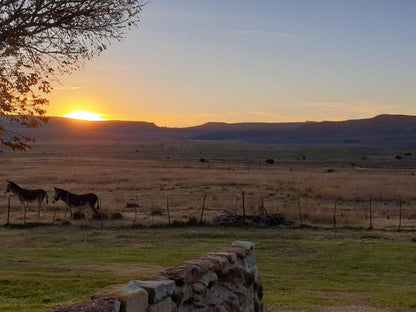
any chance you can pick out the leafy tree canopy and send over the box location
[0,0,144,151]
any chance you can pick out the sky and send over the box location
[48,0,416,127]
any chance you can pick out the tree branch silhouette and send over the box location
[0,0,145,151]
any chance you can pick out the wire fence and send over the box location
[1,192,415,230]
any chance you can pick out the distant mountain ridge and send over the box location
[1,114,416,148]
[183,114,416,147]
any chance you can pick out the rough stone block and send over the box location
[171,285,193,306]
[232,241,254,251]
[52,298,120,312]
[219,265,253,286]
[207,251,237,264]
[192,282,207,294]
[161,264,204,286]
[244,253,257,268]
[147,297,176,312]
[198,271,218,288]
[220,246,247,258]
[207,305,228,312]
[197,255,229,271]
[183,259,216,273]
[131,280,176,304]
[92,282,148,312]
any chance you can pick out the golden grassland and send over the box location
[0,143,415,229]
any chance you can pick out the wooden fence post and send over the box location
[200,193,207,224]
[133,205,138,226]
[261,195,268,215]
[100,197,103,228]
[242,191,246,225]
[297,197,302,226]
[7,197,10,225]
[166,195,171,225]
[369,197,373,230]
[399,197,402,230]
[65,192,69,220]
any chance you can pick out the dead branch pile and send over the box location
[213,210,293,227]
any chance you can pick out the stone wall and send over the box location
[51,241,263,312]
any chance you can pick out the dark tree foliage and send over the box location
[0,0,145,151]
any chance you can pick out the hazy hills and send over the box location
[2,114,416,148]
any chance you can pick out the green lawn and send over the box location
[0,225,415,311]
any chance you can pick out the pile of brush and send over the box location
[213,210,293,227]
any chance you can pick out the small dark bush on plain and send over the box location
[265,158,275,164]
[93,212,109,220]
[73,211,85,220]
[111,212,123,220]
[150,209,163,216]
[188,216,199,225]
[126,203,139,208]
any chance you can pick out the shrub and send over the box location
[111,212,123,220]
[150,209,163,216]
[73,211,85,220]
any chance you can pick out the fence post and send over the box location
[399,197,402,230]
[133,196,138,226]
[200,193,207,224]
[65,192,69,220]
[166,195,171,225]
[100,198,103,228]
[369,197,373,230]
[133,205,138,226]
[7,197,10,225]
[333,201,337,229]
[242,191,246,225]
[23,205,27,225]
[297,197,302,226]
[261,195,268,215]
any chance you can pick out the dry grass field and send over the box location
[0,143,415,229]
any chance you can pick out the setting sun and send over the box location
[63,110,107,121]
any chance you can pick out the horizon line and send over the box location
[43,113,414,128]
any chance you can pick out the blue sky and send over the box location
[50,0,416,126]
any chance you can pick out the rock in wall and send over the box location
[50,241,263,312]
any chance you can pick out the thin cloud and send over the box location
[54,86,83,91]
[248,111,281,118]
[306,101,397,120]
[234,30,294,38]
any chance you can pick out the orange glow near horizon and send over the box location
[63,110,107,121]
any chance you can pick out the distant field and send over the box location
[0,143,415,229]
